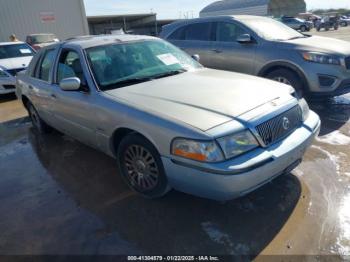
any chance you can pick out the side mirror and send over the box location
[59,77,81,91]
[191,54,200,62]
[237,34,252,44]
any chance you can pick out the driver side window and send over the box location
[216,22,246,42]
[57,50,86,87]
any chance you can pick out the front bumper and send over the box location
[302,61,350,97]
[0,76,16,95]
[162,111,321,201]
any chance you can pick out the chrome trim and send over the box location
[252,105,303,147]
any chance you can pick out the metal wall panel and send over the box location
[0,0,89,42]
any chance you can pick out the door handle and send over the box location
[211,49,223,53]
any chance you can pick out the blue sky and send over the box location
[84,0,350,19]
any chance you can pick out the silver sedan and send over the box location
[16,35,321,201]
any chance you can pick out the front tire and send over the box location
[266,68,305,98]
[300,25,307,32]
[117,133,170,199]
[27,102,52,134]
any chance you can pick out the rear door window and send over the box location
[185,22,213,41]
[37,49,55,82]
[168,26,186,40]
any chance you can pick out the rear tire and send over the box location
[117,133,170,199]
[27,102,52,134]
[266,68,305,98]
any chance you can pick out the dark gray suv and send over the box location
[161,15,350,98]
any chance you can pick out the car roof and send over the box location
[161,15,271,36]
[62,34,158,49]
[0,41,26,46]
[163,15,270,29]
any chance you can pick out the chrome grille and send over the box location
[256,106,302,146]
[345,57,350,70]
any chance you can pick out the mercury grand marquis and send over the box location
[16,35,321,201]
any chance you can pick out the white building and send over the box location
[0,0,89,42]
[200,0,306,18]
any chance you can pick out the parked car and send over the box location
[0,41,35,95]
[26,33,59,50]
[16,35,320,201]
[161,15,350,98]
[315,16,339,31]
[280,16,312,32]
[340,16,350,27]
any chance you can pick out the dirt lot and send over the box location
[311,25,350,42]
[0,28,350,259]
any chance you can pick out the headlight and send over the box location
[302,52,341,66]
[0,69,9,78]
[217,130,259,159]
[299,98,310,121]
[172,138,224,162]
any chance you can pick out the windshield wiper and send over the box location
[101,69,187,90]
[151,69,187,79]
[286,36,307,40]
[102,77,153,90]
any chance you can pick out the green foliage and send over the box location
[310,8,350,16]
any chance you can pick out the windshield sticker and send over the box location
[19,49,32,54]
[157,53,180,66]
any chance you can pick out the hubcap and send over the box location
[124,145,159,191]
[273,76,292,86]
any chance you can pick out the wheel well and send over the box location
[260,64,309,91]
[111,128,153,157]
[21,95,30,110]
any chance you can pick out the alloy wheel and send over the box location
[273,76,292,86]
[124,144,159,191]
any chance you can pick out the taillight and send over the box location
[32,45,41,51]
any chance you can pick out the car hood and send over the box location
[0,56,32,70]
[282,35,350,55]
[104,69,294,131]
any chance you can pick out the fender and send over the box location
[257,61,309,91]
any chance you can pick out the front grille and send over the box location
[3,85,15,89]
[345,57,350,70]
[6,68,25,76]
[256,106,303,146]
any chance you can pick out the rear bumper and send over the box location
[162,111,321,201]
[0,77,16,95]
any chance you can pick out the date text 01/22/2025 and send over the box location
[127,256,220,261]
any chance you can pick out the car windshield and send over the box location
[0,44,34,59]
[240,17,306,41]
[86,40,202,90]
[30,34,56,44]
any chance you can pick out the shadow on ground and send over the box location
[309,96,350,135]
[0,93,17,103]
[24,128,302,256]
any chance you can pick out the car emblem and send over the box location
[282,117,290,130]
